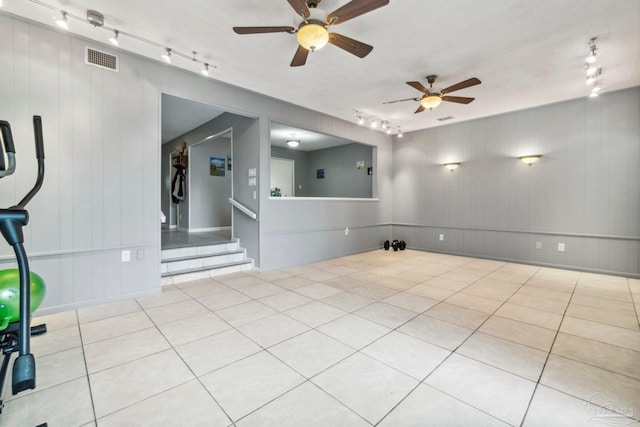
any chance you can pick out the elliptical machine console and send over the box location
[0,116,47,415]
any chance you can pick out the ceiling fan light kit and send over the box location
[421,95,442,110]
[296,23,329,51]
[233,0,389,67]
[384,74,481,114]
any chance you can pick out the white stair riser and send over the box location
[164,253,244,273]
[161,241,238,260]
[161,262,253,286]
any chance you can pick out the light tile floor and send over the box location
[3,250,640,426]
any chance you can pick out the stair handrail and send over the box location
[228,198,257,221]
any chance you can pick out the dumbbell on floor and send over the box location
[383,240,406,251]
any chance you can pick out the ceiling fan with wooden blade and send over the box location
[233,0,389,67]
[384,75,481,113]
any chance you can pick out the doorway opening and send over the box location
[270,157,295,197]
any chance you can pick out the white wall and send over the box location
[189,136,231,230]
[392,87,640,277]
[0,14,394,313]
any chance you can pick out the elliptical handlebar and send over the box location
[0,121,16,179]
[17,116,45,208]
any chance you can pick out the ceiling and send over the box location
[161,94,226,143]
[3,1,639,138]
[271,122,359,152]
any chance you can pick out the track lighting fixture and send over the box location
[162,48,172,63]
[108,30,119,47]
[585,72,599,85]
[352,111,402,136]
[585,64,598,76]
[584,37,604,98]
[55,11,68,30]
[585,38,598,64]
[28,4,218,78]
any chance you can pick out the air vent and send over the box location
[437,116,454,122]
[85,47,119,72]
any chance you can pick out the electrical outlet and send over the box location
[558,243,565,252]
[121,250,130,262]
[345,227,349,236]
[439,234,444,241]
[536,241,542,249]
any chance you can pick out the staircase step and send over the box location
[161,240,238,261]
[161,259,254,286]
[160,237,253,286]
[161,250,246,274]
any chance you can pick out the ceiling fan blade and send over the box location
[406,81,429,94]
[287,0,310,17]
[442,96,475,104]
[328,0,389,25]
[383,97,419,104]
[414,105,426,114]
[441,77,481,94]
[233,26,295,34]
[290,45,309,67]
[328,33,373,58]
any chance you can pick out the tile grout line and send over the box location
[372,262,541,426]
[517,272,581,427]
[75,308,99,426]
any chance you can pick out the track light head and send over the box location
[162,48,172,63]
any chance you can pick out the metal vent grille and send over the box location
[85,47,119,71]
[437,116,454,122]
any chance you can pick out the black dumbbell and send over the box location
[383,240,406,251]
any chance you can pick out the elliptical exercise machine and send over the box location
[0,116,47,421]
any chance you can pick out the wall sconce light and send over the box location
[444,162,460,171]
[519,155,541,166]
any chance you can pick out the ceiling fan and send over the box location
[233,0,389,67]
[384,75,482,113]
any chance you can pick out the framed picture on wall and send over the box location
[317,168,325,179]
[210,157,226,177]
